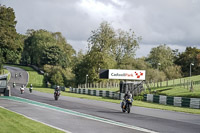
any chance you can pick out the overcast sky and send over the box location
[1,0,200,57]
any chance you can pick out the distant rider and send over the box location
[13,82,16,88]
[20,85,25,93]
[29,84,33,93]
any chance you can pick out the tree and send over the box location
[146,44,174,70]
[146,68,166,82]
[0,49,4,73]
[146,44,182,80]
[73,21,141,84]
[175,47,200,76]
[41,45,67,67]
[22,30,75,67]
[22,29,56,66]
[163,65,182,79]
[115,29,141,65]
[52,32,75,67]
[88,21,116,55]
[50,71,64,86]
[0,5,24,63]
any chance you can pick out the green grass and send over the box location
[157,85,200,98]
[147,75,200,87]
[0,107,64,133]
[2,69,11,81]
[146,75,200,98]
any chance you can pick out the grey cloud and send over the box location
[124,0,200,46]
[1,0,200,57]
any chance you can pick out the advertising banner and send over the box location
[108,69,146,80]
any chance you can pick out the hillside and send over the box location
[146,75,200,98]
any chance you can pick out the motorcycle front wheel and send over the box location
[54,95,58,100]
[127,105,131,113]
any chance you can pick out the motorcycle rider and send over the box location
[13,82,16,88]
[29,84,33,93]
[54,86,60,95]
[20,85,25,94]
[124,91,132,100]
[121,90,133,109]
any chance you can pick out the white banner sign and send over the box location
[108,69,146,80]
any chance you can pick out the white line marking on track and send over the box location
[1,96,159,133]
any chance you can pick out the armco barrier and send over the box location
[144,94,200,109]
[70,88,124,100]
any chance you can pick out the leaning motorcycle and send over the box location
[121,98,132,113]
[54,91,60,100]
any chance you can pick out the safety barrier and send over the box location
[70,88,125,100]
[143,94,200,109]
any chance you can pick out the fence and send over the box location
[144,79,200,89]
[69,88,124,100]
[78,82,120,89]
[144,94,200,109]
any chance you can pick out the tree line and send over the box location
[0,5,200,87]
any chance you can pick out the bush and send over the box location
[50,71,64,86]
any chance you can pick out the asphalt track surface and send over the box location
[1,66,200,133]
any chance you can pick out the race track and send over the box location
[1,66,200,133]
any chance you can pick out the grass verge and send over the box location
[145,75,200,98]
[0,107,64,133]
[2,69,11,81]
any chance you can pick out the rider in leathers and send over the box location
[122,91,133,108]
[54,86,60,96]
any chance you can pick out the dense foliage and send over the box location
[175,47,200,76]
[0,5,24,64]
[73,22,141,84]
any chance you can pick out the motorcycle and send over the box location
[121,98,133,113]
[13,83,16,88]
[54,91,60,100]
[20,87,25,94]
[29,87,33,93]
